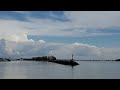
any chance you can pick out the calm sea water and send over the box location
[0,61,120,79]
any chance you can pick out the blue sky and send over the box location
[0,11,120,47]
[27,35,120,48]
[0,11,66,21]
[0,11,120,59]
[0,11,119,48]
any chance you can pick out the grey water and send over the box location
[0,61,120,79]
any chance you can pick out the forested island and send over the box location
[0,56,79,66]
[23,56,79,66]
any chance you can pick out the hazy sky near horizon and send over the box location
[0,11,120,59]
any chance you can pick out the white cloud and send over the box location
[12,11,31,14]
[38,40,46,43]
[0,39,7,57]
[0,39,119,60]
[0,19,35,42]
[23,11,120,37]
[0,11,120,42]
[0,11,120,59]
[99,48,120,60]
[51,42,101,59]
[64,11,120,28]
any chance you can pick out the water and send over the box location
[0,61,120,79]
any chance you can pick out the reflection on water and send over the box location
[0,61,120,79]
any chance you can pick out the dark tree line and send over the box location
[32,56,56,61]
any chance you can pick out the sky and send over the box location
[0,11,120,60]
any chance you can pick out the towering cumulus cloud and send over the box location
[0,38,120,60]
[0,38,101,59]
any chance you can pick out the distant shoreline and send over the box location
[75,60,120,61]
[0,56,120,62]
[0,60,120,62]
[22,59,119,61]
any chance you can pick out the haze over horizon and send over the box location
[0,11,120,60]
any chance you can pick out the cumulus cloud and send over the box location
[0,19,35,42]
[0,39,119,60]
[0,11,120,59]
[50,42,101,59]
